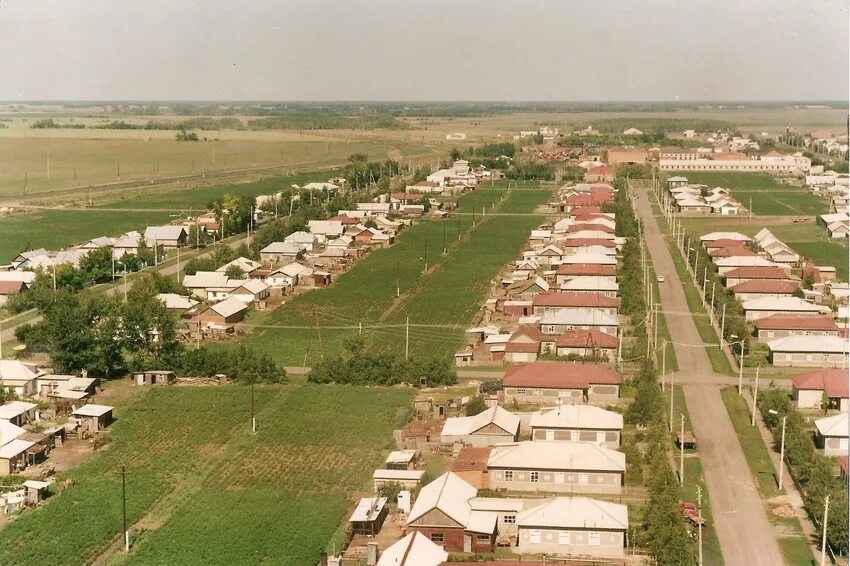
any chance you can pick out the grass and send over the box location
[733,190,828,216]
[787,241,849,281]
[241,187,551,364]
[681,458,724,566]
[0,384,412,566]
[681,172,783,190]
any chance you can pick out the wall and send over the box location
[489,468,622,494]
[517,526,625,558]
[531,427,620,449]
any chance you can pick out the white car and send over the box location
[657,275,665,283]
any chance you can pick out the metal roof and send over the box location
[488,441,625,472]
[530,405,623,431]
[516,496,628,530]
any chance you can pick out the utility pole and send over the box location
[662,339,667,387]
[315,315,324,360]
[405,317,410,360]
[698,485,704,566]
[122,465,129,552]
[669,372,675,432]
[779,414,787,491]
[702,268,708,306]
[709,282,716,319]
[423,234,428,272]
[251,381,256,434]
[751,365,760,426]
[719,304,726,350]
[821,495,829,566]
[680,413,685,485]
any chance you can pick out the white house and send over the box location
[815,413,848,456]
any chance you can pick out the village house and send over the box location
[487,441,625,494]
[585,166,614,183]
[516,497,628,558]
[216,257,262,277]
[111,231,143,258]
[502,361,622,405]
[538,309,619,337]
[307,220,345,239]
[532,292,618,316]
[722,266,797,288]
[504,326,549,363]
[530,404,623,448]
[742,296,830,321]
[451,447,493,489]
[266,262,313,288]
[558,276,619,297]
[715,256,786,275]
[373,469,425,491]
[753,315,840,341]
[815,413,848,456]
[440,405,520,447]
[554,330,618,361]
[260,241,306,265]
[196,297,248,325]
[405,472,497,554]
[36,374,96,401]
[157,293,198,315]
[608,148,647,163]
[182,271,243,301]
[0,280,28,306]
[376,531,448,566]
[0,360,43,397]
[556,264,617,286]
[730,280,801,302]
[71,404,114,435]
[144,226,188,249]
[227,279,270,303]
[767,335,848,368]
[791,369,849,411]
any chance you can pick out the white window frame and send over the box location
[578,473,589,485]
[530,471,540,483]
[588,531,601,546]
[504,470,513,482]
[558,531,571,545]
[529,529,541,544]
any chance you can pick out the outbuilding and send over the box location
[133,370,176,386]
[197,297,248,325]
[348,496,388,536]
[72,404,114,435]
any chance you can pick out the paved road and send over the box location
[633,188,784,566]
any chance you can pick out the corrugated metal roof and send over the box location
[488,441,625,472]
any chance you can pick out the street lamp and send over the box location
[730,334,746,395]
[768,409,787,491]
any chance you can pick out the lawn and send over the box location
[733,190,828,216]
[241,187,550,364]
[0,208,175,263]
[0,384,412,566]
[681,172,782,190]
[788,241,849,281]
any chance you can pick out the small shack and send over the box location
[196,297,247,325]
[384,449,419,470]
[348,496,388,536]
[372,469,424,491]
[0,439,35,475]
[0,401,38,427]
[72,404,114,435]
[22,480,51,505]
[133,370,177,386]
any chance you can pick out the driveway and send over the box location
[633,188,784,566]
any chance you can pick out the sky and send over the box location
[0,0,847,101]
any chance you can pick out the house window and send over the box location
[430,533,444,543]
[505,470,513,481]
[531,471,540,482]
[588,532,601,545]
[504,514,516,524]
[558,531,571,545]
[529,529,541,544]
[477,534,491,541]
[516,389,526,396]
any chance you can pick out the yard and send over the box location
[0,383,412,566]
[241,186,551,364]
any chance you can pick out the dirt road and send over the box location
[633,188,784,566]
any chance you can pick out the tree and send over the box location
[224,265,246,279]
[465,396,487,416]
[78,247,115,283]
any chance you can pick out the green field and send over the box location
[242,187,551,364]
[787,241,849,281]
[0,209,175,263]
[0,384,412,566]
[681,172,782,190]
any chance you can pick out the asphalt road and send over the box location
[633,188,784,566]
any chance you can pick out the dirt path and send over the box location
[633,187,785,566]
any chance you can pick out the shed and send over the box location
[197,297,247,325]
[348,496,388,536]
[22,479,52,505]
[373,469,424,491]
[72,404,114,435]
[0,439,35,474]
[0,401,38,427]
[385,449,419,470]
[133,370,176,386]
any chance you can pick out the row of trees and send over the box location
[307,337,457,387]
[758,388,848,555]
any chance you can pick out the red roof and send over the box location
[709,247,757,258]
[0,281,26,295]
[588,165,614,175]
[792,369,849,398]
[561,238,616,248]
[505,341,541,354]
[838,456,849,477]
[722,266,792,280]
[555,330,618,349]
[452,447,492,472]
[556,264,617,277]
[566,223,615,234]
[731,280,800,294]
[328,214,358,225]
[705,239,752,250]
[503,361,622,388]
[509,325,546,343]
[753,314,839,331]
[532,292,618,309]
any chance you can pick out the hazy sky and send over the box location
[1,0,847,101]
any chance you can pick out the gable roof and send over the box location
[488,441,625,472]
[157,293,199,310]
[723,266,795,280]
[0,361,42,382]
[556,264,617,277]
[441,406,521,438]
[144,226,187,244]
[503,361,621,389]
[792,369,849,398]
[533,292,618,309]
[538,309,619,327]
[754,314,839,331]
[216,257,262,274]
[406,472,477,527]
[207,297,247,318]
[530,405,623,431]
[554,329,618,349]
[815,413,848,438]
[0,420,26,446]
[767,335,848,354]
[731,280,800,294]
[742,296,825,313]
[377,532,448,566]
[516,497,628,531]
